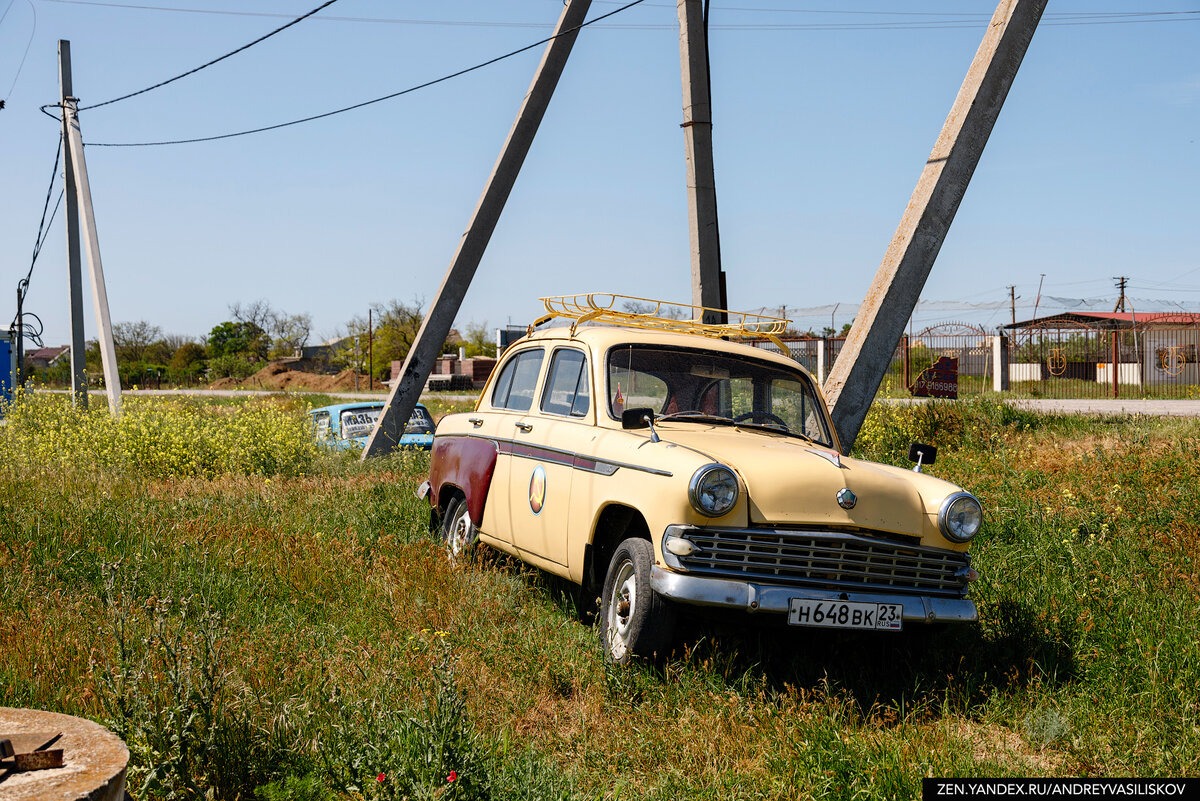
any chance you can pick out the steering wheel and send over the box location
[734,411,789,429]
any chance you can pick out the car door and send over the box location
[480,346,546,545]
[508,346,592,568]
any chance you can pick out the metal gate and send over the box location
[1007,320,1200,399]
[901,323,991,397]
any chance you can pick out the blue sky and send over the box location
[2,0,1197,348]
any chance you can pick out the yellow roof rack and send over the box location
[533,293,792,353]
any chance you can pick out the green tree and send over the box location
[339,298,425,381]
[112,320,164,363]
[208,321,268,361]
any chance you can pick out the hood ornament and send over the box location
[836,488,857,509]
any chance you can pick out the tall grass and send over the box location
[1,394,1197,799]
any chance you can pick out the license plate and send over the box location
[788,598,903,631]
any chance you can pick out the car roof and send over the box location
[512,325,810,375]
[310,401,426,415]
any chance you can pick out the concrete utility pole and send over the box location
[363,0,592,458]
[822,0,1046,453]
[59,40,88,408]
[62,66,123,416]
[677,0,725,323]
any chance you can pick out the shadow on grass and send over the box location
[669,597,1078,718]
[478,543,1079,722]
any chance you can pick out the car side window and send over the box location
[540,349,589,417]
[491,348,545,411]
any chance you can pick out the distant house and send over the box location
[28,346,70,369]
[300,336,356,365]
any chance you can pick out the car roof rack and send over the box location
[532,293,791,352]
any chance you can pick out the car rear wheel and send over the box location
[442,496,478,560]
[599,538,675,664]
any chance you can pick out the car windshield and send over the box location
[607,345,833,446]
[340,406,382,440]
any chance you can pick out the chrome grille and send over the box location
[677,528,969,597]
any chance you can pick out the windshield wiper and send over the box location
[731,420,814,443]
[653,411,735,426]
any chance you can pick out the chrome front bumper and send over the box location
[650,565,977,624]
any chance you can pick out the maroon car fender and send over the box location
[430,435,498,525]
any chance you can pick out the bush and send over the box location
[208,353,263,380]
[0,391,319,478]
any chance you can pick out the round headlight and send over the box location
[939,492,983,543]
[689,464,739,517]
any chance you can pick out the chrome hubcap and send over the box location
[447,507,470,557]
[606,559,636,660]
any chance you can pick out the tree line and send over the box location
[23,299,496,388]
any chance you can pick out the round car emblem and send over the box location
[529,465,547,515]
[836,488,857,509]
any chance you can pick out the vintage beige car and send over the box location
[421,295,982,663]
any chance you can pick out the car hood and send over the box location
[655,424,950,538]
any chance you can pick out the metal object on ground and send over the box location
[0,709,128,799]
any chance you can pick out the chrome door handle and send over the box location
[515,422,533,432]
[468,417,484,427]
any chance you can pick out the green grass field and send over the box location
[1,393,1197,799]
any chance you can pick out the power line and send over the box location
[2,0,36,102]
[78,0,342,111]
[40,0,1200,31]
[13,134,65,333]
[84,0,650,148]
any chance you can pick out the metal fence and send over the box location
[748,321,1200,400]
[1007,321,1200,399]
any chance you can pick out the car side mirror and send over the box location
[622,408,653,430]
[908,442,937,473]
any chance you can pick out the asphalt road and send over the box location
[27,390,1200,417]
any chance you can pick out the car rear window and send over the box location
[340,407,382,440]
[491,348,545,412]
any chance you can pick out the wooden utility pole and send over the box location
[59,40,88,407]
[363,0,592,458]
[61,57,123,415]
[368,307,373,391]
[1008,285,1018,326]
[1112,276,1128,313]
[677,0,725,323]
[823,0,1046,453]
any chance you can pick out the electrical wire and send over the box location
[21,133,65,291]
[11,136,65,334]
[84,0,650,148]
[39,0,1200,31]
[3,0,36,102]
[79,0,342,111]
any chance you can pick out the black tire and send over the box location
[598,538,676,664]
[441,496,479,560]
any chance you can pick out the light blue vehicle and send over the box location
[309,402,435,451]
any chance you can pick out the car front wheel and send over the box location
[442,496,479,560]
[599,538,675,664]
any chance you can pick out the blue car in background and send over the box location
[310,402,435,451]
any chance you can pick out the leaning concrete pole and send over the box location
[63,92,123,415]
[823,0,1045,454]
[363,0,592,458]
[677,0,724,323]
[59,41,88,408]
